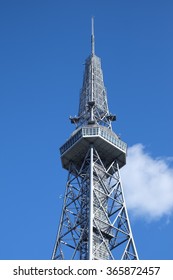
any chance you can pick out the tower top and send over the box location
[91,17,95,55]
[70,18,116,129]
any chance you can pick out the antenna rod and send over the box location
[91,17,95,55]
[90,17,95,122]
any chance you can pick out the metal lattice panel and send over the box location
[79,55,109,117]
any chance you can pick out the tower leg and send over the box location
[89,144,94,259]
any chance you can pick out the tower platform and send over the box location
[60,125,127,172]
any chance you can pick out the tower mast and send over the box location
[52,19,138,260]
[91,17,95,55]
[90,17,94,124]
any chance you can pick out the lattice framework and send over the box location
[52,146,138,260]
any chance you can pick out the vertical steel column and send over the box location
[89,144,94,259]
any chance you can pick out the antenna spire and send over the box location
[91,17,95,55]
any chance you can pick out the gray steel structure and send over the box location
[52,19,138,260]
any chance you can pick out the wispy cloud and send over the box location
[121,144,173,220]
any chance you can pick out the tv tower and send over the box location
[52,18,138,260]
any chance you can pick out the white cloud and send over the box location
[121,144,173,220]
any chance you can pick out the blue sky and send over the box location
[0,0,173,259]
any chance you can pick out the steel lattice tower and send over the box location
[52,19,138,260]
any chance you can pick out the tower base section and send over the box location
[52,146,138,260]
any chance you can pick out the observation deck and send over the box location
[60,125,127,172]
